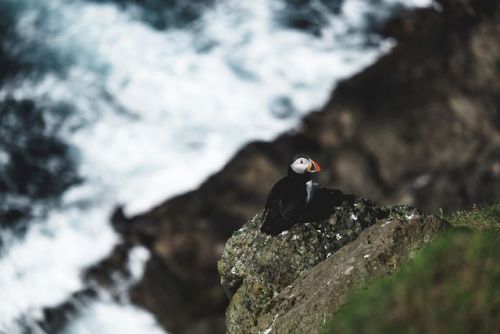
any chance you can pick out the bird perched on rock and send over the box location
[260,154,355,236]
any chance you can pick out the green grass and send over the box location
[322,202,500,334]
[447,202,500,230]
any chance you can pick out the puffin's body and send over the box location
[260,154,354,236]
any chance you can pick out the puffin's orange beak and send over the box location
[307,159,321,173]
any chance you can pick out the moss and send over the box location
[322,230,500,334]
[447,202,500,230]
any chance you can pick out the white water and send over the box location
[0,0,432,332]
[63,246,162,334]
[64,302,167,334]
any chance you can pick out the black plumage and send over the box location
[260,168,310,236]
[260,154,354,236]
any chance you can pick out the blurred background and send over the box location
[0,0,498,333]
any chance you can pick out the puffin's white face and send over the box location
[290,157,310,174]
[290,156,322,174]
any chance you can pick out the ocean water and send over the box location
[0,0,432,333]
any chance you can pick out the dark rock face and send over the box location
[313,0,500,214]
[218,201,447,333]
[101,0,500,332]
[36,288,97,334]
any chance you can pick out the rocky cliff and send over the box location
[218,200,448,333]
[89,0,500,332]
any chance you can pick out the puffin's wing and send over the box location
[261,185,305,236]
[306,186,356,221]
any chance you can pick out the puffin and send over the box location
[260,154,355,236]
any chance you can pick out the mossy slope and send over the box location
[323,203,500,334]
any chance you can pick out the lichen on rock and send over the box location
[217,198,430,333]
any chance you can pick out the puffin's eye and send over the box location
[300,159,304,164]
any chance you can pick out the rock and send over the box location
[218,200,446,333]
[312,0,500,213]
[219,199,381,298]
[84,243,131,290]
[130,252,228,334]
[33,288,97,334]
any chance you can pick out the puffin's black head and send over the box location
[287,154,321,176]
